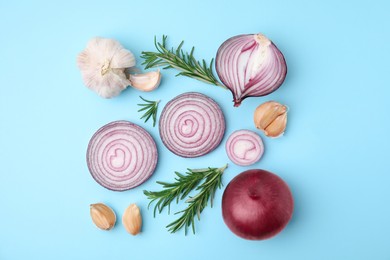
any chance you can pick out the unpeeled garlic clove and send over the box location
[90,203,116,230]
[254,101,288,138]
[129,70,161,92]
[122,204,142,235]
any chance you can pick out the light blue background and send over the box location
[1,1,389,259]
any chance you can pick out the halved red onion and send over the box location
[87,120,158,191]
[226,130,264,166]
[159,92,225,158]
[216,33,287,107]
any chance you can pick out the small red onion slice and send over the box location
[225,130,264,166]
[87,120,158,191]
[159,92,225,158]
[216,33,287,107]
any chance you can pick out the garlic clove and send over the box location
[254,101,288,138]
[90,203,116,230]
[122,204,142,235]
[263,112,287,137]
[129,70,161,92]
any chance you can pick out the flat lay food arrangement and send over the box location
[2,2,389,259]
[78,33,293,240]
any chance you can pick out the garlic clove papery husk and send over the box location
[129,70,161,92]
[90,203,116,230]
[122,204,142,235]
[77,37,136,98]
[215,33,287,107]
[254,101,288,138]
[264,112,287,137]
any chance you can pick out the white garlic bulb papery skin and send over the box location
[77,37,136,98]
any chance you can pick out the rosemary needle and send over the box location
[141,35,226,89]
[137,96,160,127]
[144,164,228,235]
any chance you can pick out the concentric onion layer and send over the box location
[87,121,158,191]
[159,92,225,158]
[216,33,287,106]
[226,130,264,166]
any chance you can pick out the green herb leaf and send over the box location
[137,96,160,127]
[143,164,228,234]
[141,35,226,89]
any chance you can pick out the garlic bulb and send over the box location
[77,37,136,98]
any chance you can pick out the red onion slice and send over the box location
[159,92,225,158]
[87,120,158,191]
[216,33,287,107]
[225,130,264,166]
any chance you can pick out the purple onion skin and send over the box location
[222,169,293,240]
[216,34,287,107]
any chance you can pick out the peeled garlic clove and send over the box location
[90,203,116,230]
[254,101,287,138]
[129,70,161,92]
[77,37,135,98]
[122,204,142,235]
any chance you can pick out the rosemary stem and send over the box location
[141,35,227,89]
[143,164,228,234]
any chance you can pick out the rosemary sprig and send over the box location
[143,169,206,217]
[141,35,226,89]
[137,96,160,127]
[143,164,228,235]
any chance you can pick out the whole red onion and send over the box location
[216,33,287,107]
[222,169,293,240]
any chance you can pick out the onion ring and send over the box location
[225,129,264,166]
[159,92,225,158]
[87,120,158,191]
